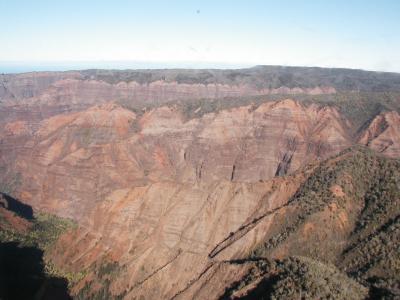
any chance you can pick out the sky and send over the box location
[1,0,400,72]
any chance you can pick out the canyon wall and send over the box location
[1,68,400,299]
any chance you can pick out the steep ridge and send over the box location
[1,66,400,130]
[0,99,354,220]
[3,66,400,105]
[0,68,337,125]
[0,193,73,300]
[358,111,400,157]
[46,169,309,299]
[0,68,400,299]
[167,148,400,300]
[34,147,399,299]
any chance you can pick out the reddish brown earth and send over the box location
[358,111,400,157]
[0,70,400,299]
[1,99,354,220]
[0,205,31,233]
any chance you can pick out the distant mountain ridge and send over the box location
[2,65,400,93]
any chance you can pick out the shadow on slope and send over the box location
[0,192,33,220]
[215,147,399,299]
[0,241,71,300]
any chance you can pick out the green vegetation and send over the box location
[75,261,126,300]
[302,91,400,132]
[30,212,77,249]
[252,146,400,259]
[0,211,76,250]
[0,207,75,299]
[0,168,21,195]
[221,257,368,300]
[82,67,400,135]
[75,279,124,300]
[80,127,92,146]
[45,260,87,286]
[0,207,78,283]
[81,66,400,92]
[268,257,367,300]
[117,91,400,137]
[98,261,119,278]
[233,146,400,299]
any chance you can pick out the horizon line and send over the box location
[0,61,399,75]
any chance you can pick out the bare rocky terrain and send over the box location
[0,66,399,299]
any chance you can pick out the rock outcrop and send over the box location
[1,99,354,220]
[358,111,400,157]
[1,68,400,299]
[47,148,400,299]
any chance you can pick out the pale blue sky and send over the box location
[1,0,400,72]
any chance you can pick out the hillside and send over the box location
[0,193,73,299]
[0,67,399,299]
[168,147,400,299]
[0,147,400,299]
[2,147,397,299]
[3,65,400,90]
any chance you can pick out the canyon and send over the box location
[0,66,399,299]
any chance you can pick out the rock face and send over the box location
[49,148,400,300]
[0,194,73,300]
[0,68,400,299]
[0,69,339,138]
[52,176,304,299]
[1,99,354,220]
[358,111,400,157]
[0,71,335,108]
